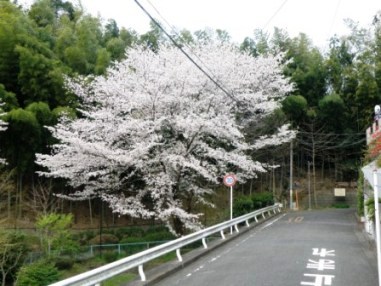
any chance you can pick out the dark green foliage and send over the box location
[365,197,381,221]
[89,234,119,245]
[281,95,308,124]
[54,257,73,270]
[357,171,364,217]
[15,260,59,286]
[332,202,350,208]
[2,108,41,172]
[0,231,28,286]
[0,84,19,111]
[114,226,145,240]
[233,192,274,216]
[144,231,175,242]
[233,197,253,217]
[251,192,274,209]
[119,226,175,243]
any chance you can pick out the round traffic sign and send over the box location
[223,174,237,187]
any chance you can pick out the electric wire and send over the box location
[144,0,227,96]
[262,0,289,30]
[327,0,341,39]
[134,0,240,103]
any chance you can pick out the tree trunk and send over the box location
[88,199,93,226]
[172,216,185,236]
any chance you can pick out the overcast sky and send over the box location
[22,0,381,48]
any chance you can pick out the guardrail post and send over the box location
[246,220,250,227]
[234,224,239,233]
[176,248,183,262]
[273,209,276,214]
[254,215,258,222]
[138,265,146,281]
[220,230,225,240]
[262,212,266,219]
[202,238,208,249]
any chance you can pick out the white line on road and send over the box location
[260,213,287,231]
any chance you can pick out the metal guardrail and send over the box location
[49,204,282,286]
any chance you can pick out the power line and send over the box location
[327,0,341,39]
[133,0,240,103]
[262,0,289,30]
[144,0,227,95]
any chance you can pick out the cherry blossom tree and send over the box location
[36,43,295,235]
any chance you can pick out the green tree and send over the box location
[15,260,59,286]
[1,109,41,218]
[281,95,308,125]
[36,213,78,256]
[318,93,346,132]
[0,84,18,111]
[284,33,327,107]
[0,231,28,286]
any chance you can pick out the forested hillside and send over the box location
[0,0,380,228]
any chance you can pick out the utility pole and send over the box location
[373,171,381,286]
[308,161,312,210]
[290,141,293,210]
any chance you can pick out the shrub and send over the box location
[102,251,119,263]
[233,197,253,216]
[0,231,28,286]
[120,236,144,244]
[89,233,119,245]
[114,227,145,240]
[15,260,59,286]
[365,197,381,221]
[54,257,74,270]
[252,192,274,209]
[357,171,364,217]
[144,231,175,242]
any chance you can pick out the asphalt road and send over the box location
[154,209,378,286]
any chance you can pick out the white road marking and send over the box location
[184,213,287,280]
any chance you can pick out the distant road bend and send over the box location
[148,209,377,286]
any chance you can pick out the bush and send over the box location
[332,202,350,209]
[120,236,145,244]
[15,260,59,286]
[102,251,119,263]
[54,257,74,270]
[357,171,364,216]
[0,231,29,285]
[144,231,175,242]
[145,225,167,234]
[114,227,145,240]
[89,233,119,245]
[252,192,274,209]
[233,197,253,216]
[73,230,96,245]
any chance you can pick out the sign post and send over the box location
[223,174,237,235]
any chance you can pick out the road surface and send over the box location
[155,209,378,286]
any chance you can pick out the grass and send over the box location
[332,202,350,208]
[103,273,137,286]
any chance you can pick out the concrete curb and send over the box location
[125,212,283,286]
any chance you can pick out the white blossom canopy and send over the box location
[36,43,295,234]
